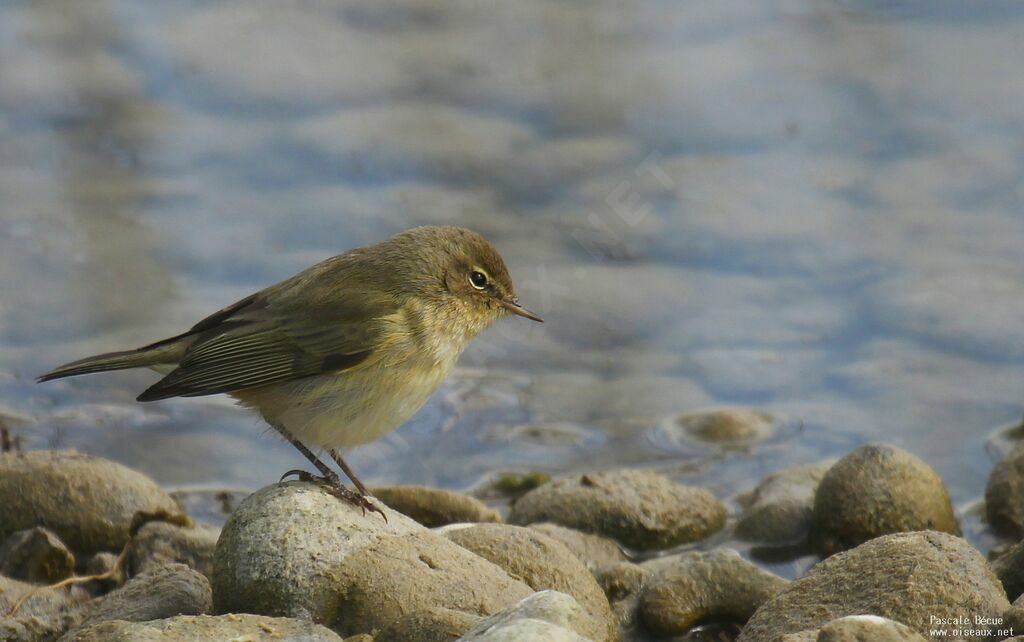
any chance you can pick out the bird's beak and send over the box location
[502,298,544,322]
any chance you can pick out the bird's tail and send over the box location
[37,344,179,383]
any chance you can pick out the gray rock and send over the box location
[0,526,75,583]
[0,574,84,642]
[736,462,833,545]
[127,520,220,580]
[812,445,959,554]
[528,524,625,573]
[69,563,212,634]
[444,523,615,641]
[638,549,788,636]
[370,484,501,527]
[456,591,596,642]
[987,443,1024,538]
[213,481,533,638]
[737,531,1010,642]
[779,615,928,641]
[509,469,726,550]
[61,614,344,641]
[991,540,1024,602]
[0,450,179,555]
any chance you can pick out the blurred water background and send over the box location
[2,0,1023,578]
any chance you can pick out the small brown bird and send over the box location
[39,226,542,516]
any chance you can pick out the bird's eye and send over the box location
[469,270,488,290]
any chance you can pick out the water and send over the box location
[2,0,1024,585]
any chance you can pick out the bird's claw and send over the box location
[280,469,387,522]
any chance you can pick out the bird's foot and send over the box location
[280,469,387,521]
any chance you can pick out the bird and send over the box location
[38,226,543,517]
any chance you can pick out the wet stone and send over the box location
[736,461,833,546]
[671,408,775,445]
[444,523,616,641]
[370,484,502,527]
[509,469,726,551]
[812,444,959,555]
[0,450,180,556]
[737,531,1009,642]
[213,481,533,638]
[986,442,1024,538]
[595,561,650,604]
[61,614,344,641]
[991,539,1024,602]
[0,526,75,584]
[638,549,788,637]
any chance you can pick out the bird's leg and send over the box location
[270,423,385,520]
[328,449,369,496]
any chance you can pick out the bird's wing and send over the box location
[137,272,399,401]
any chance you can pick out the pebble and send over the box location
[737,531,1009,641]
[811,445,959,554]
[638,549,788,636]
[0,450,179,555]
[735,461,833,545]
[126,520,220,580]
[455,591,597,642]
[444,523,615,641]
[0,526,75,583]
[370,484,502,527]
[509,469,726,550]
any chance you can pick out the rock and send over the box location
[638,549,787,636]
[509,469,726,550]
[779,615,928,641]
[0,575,83,642]
[812,445,959,554]
[987,443,1024,538]
[71,563,212,633]
[61,614,344,641]
[528,523,625,573]
[370,484,501,527]
[0,526,75,583]
[213,481,533,638]
[672,408,774,445]
[992,540,1024,602]
[595,562,649,604]
[737,531,1010,642]
[444,523,615,641]
[456,591,596,642]
[473,471,552,501]
[127,520,220,580]
[375,606,481,642]
[736,462,833,545]
[0,450,179,555]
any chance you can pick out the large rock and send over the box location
[736,462,833,545]
[509,469,726,550]
[0,526,76,583]
[444,523,616,641]
[455,591,597,642]
[812,445,959,554]
[986,442,1024,538]
[370,484,501,527]
[61,614,344,641]
[779,615,928,641]
[737,531,1010,642]
[638,549,788,636]
[0,450,179,555]
[213,481,533,638]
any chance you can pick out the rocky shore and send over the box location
[1,434,1023,641]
